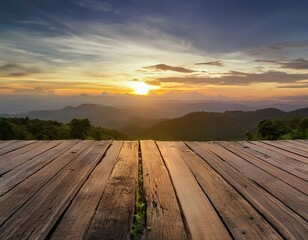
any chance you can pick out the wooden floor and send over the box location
[0,140,307,239]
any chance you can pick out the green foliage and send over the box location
[257,119,288,140]
[69,119,91,139]
[131,163,146,239]
[0,117,127,140]
[247,115,308,140]
[298,117,308,136]
[139,108,287,141]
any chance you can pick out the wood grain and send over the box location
[219,141,308,195]
[174,141,282,240]
[141,140,188,240]
[51,141,122,239]
[263,140,308,156]
[0,141,91,226]
[0,140,76,196]
[0,141,110,239]
[204,142,308,220]
[252,141,308,164]
[279,140,308,153]
[186,141,308,239]
[0,140,59,176]
[240,141,308,181]
[0,140,36,157]
[157,141,231,240]
[86,141,139,240]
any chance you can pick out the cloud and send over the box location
[75,0,116,13]
[274,95,308,101]
[266,42,308,50]
[280,59,308,70]
[156,71,308,86]
[194,61,223,66]
[255,58,308,70]
[13,87,55,95]
[277,83,308,89]
[142,64,195,73]
[254,59,278,63]
[248,41,308,56]
[0,63,42,77]
[145,80,161,86]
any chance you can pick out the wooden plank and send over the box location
[240,141,308,181]
[174,142,282,239]
[0,140,77,196]
[140,140,188,240]
[219,141,308,195]
[51,141,122,239]
[204,142,308,220]
[263,140,308,156]
[252,141,308,164]
[293,140,308,148]
[0,141,111,239]
[279,141,308,153]
[0,140,63,176]
[295,140,308,145]
[0,140,36,156]
[0,140,18,149]
[186,142,308,239]
[0,141,92,226]
[157,141,231,240]
[85,141,139,240]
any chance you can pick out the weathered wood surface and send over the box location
[219,141,308,195]
[51,141,122,239]
[240,141,308,181]
[0,140,307,240]
[86,141,139,240]
[186,141,308,239]
[252,140,308,163]
[141,140,187,240]
[157,141,232,240]
[0,141,110,239]
[174,141,282,240]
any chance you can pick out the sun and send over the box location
[131,82,152,95]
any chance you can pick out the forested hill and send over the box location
[130,108,308,140]
[1,108,307,141]
[0,118,127,140]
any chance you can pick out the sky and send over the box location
[0,0,308,110]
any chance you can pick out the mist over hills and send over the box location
[135,108,308,140]
[1,103,307,140]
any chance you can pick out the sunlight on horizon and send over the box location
[131,82,155,95]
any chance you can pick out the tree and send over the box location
[69,119,91,139]
[297,117,308,137]
[257,119,288,140]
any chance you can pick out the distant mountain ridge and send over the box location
[3,104,308,140]
[128,107,308,140]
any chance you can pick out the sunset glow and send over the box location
[131,82,153,95]
[0,0,307,111]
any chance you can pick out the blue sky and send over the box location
[0,0,308,103]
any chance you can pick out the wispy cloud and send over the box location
[142,64,196,73]
[156,71,308,86]
[0,63,42,77]
[247,41,308,57]
[277,83,308,88]
[280,59,308,70]
[255,58,308,70]
[145,80,161,86]
[266,42,308,50]
[75,0,117,13]
[274,95,308,101]
[194,61,223,66]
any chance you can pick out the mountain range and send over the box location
[2,103,308,140]
[134,108,308,140]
